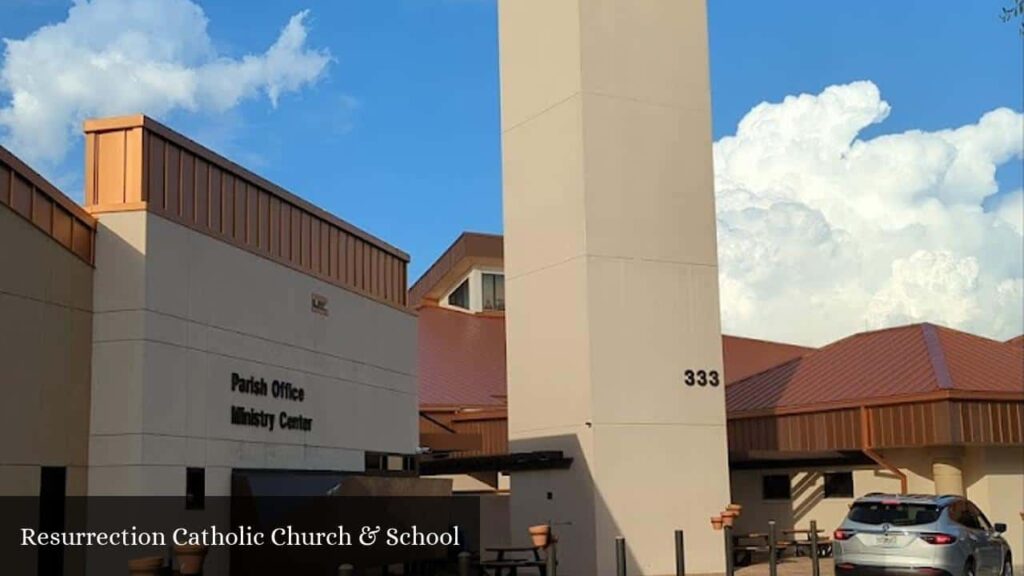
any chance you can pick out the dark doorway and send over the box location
[38,466,66,576]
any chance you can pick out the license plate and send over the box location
[876,535,898,547]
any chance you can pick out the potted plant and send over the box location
[710,516,723,530]
[529,524,551,548]
[128,556,165,576]
[174,544,209,575]
[726,503,743,515]
[721,510,737,527]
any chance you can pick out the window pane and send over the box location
[762,474,791,500]
[483,273,505,311]
[482,274,495,309]
[448,279,469,309]
[848,502,940,526]
[823,472,854,498]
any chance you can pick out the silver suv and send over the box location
[834,493,1012,576]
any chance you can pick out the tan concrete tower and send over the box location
[498,1,730,574]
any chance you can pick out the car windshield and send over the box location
[848,502,941,526]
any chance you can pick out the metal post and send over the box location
[458,551,472,576]
[810,520,820,576]
[616,537,627,576]
[674,530,685,576]
[724,524,734,576]
[546,536,558,576]
[338,564,354,576]
[768,521,777,576]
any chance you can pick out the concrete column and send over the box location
[499,1,730,574]
[933,456,964,496]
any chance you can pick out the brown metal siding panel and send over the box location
[96,130,126,205]
[125,127,144,203]
[81,118,409,309]
[83,134,95,204]
[221,172,234,238]
[320,222,330,278]
[328,227,338,280]
[147,134,165,209]
[195,159,209,229]
[52,206,72,248]
[270,196,281,257]
[180,151,195,223]
[290,205,302,264]
[71,218,91,262]
[32,189,52,233]
[258,189,270,252]
[346,234,356,285]
[245,183,257,246]
[208,165,222,234]
[165,144,181,218]
[11,174,31,218]
[299,211,310,268]
[311,218,321,274]
[231,178,244,242]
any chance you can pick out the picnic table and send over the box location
[782,529,832,558]
[731,532,792,566]
[479,545,547,576]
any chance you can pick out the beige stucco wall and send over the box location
[89,210,417,496]
[732,447,1023,570]
[0,203,93,496]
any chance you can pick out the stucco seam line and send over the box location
[142,210,413,316]
[0,287,92,314]
[91,306,413,379]
[505,253,589,282]
[86,433,394,455]
[585,253,719,268]
[91,337,417,396]
[579,89,712,115]
[500,90,583,135]
[507,424,592,437]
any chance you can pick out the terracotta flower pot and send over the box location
[726,504,743,515]
[710,516,724,530]
[174,544,209,575]
[128,556,164,576]
[721,514,736,528]
[529,524,551,548]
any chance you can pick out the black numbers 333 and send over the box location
[684,370,720,387]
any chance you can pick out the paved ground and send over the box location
[735,556,835,576]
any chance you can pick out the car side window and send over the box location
[957,502,982,530]
[968,502,993,531]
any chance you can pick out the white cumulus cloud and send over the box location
[0,0,330,167]
[715,81,1023,346]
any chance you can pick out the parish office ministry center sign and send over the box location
[230,372,314,432]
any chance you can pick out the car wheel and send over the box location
[1003,556,1013,576]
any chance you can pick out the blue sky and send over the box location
[2,0,1023,344]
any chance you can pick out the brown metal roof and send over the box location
[727,323,1024,414]
[722,335,814,384]
[418,305,508,407]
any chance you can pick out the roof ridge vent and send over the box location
[922,324,954,390]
